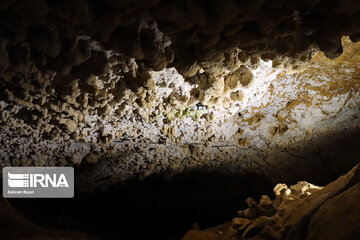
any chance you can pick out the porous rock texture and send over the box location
[182,163,360,240]
[0,1,360,191]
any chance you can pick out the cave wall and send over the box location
[2,0,360,70]
[0,1,360,191]
[183,163,360,240]
[0,2,360,239]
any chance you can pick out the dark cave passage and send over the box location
[8,127,360,240]
[9,170,274,240]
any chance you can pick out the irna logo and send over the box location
[8,172,69,188]
[3,167,74,198]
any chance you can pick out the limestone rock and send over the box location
[182,163,360,240]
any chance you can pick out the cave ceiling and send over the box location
[0,0,360,190]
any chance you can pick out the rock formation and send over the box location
[183,163,360,240]
[0,1,360,239]
[1,35,359,191]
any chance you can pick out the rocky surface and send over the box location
[1,32,360,190]
[0,1,360,191]
[1,2,359,239]
[2,0,360,71]
[182,162,360,240]
[0,35,359,191]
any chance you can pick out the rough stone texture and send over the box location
[0,2,359,239]
[0,35,359,191]
[182,163,360,240]
[0,1,360,191]
[2,0,360,74]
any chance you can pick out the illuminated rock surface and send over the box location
[1,37,359,191]
[0,1,360,239]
